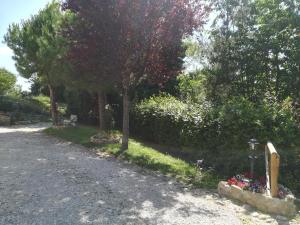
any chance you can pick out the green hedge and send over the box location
[131,95,300,195]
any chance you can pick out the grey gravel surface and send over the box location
[0,124,244,225]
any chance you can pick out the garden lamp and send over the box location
[248,138,259,178]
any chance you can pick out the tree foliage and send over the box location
[5,1,70,124]
[0,68,16,95]
[63,0,207,149]
[204,0,300,104]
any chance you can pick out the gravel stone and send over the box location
[0,124,251,225]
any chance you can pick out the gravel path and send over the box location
[0,124,298,225]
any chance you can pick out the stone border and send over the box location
[218,181,297,217]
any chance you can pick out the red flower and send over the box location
[227,177,238,186]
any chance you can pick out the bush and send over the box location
[0,68,16,95]
[131,94,209,147]
[0,95,49,122]
[131,95,300,195]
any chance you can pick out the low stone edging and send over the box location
[218,181,297,217]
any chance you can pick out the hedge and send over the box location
[130,95,300,195]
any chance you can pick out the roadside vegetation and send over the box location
[0,68,51,124]
[45,126,219,189]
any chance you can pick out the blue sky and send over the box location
[0,0,50,91]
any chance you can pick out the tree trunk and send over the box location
[275,53,280,99]
[121,87,130,151]
[97,91,106,131]
[48,84,58,126]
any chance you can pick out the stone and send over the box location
[242,204,253,211]
[218,181,297,216]
[216,200,225,206]
[275,215,288,221]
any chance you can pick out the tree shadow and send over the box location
[0,127,238,225]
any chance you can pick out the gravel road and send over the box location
[0,124,297,225]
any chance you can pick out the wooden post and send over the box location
[266,142,280,198]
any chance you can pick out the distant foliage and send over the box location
[0,95,50,123]
[0,68,16,95]
[177,71,208,104]
[0,95,48,114]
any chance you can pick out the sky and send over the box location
[0,0,50,91]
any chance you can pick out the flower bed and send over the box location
[226,173,293,199]
[218,173,297,216]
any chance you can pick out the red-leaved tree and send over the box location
[63,0,207,150]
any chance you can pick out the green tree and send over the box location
[63,0,206,150]
[202,0,300,104]
[177,71,207,105]
[61,72,110,131]
[4,1,69,125]
[0,68,16,95]
[255,0,300,102]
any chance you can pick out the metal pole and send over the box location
[250,156,254,178]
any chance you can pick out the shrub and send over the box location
[0,95,49,122]
[131,94,209,147]
[0,68,16,95]
[131,95,300,195]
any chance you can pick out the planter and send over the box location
[90,132,120,145]
[218,181,297,216]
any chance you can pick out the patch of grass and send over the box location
[33,95,67,115]
[44,126,219,189]
[44,126,99,146]
[32,95,51,110]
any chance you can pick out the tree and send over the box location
[5,1,69,125]
[63,0,207,150]
[62,0,121,131]
[255,0,300,102]
[60,71,109,130]
[0,68,16,95]
[202,0,300,104]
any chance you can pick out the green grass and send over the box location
[44,126,219,189]
[33,95,67,115]
[32,95,51,110]
[45,126,99,146]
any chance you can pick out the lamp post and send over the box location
[248,138,259,178]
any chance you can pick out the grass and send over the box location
[33,95,67,115]
[44,126,219,189]
[32,95,51,110]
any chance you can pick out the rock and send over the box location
[242,204,252,211]
[251,212,259,217]
[218,181,297,216]
[275,215,288,221]
[216,200,225,206]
